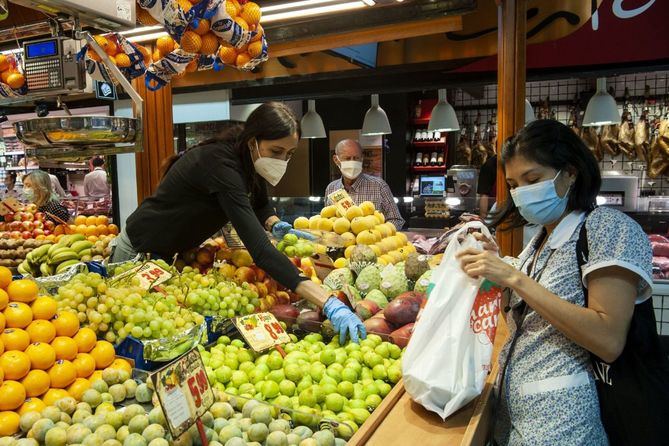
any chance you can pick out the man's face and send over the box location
[333,143,363,169]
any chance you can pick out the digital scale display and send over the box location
[420,176,446,197]
[25,40,58,59]
[597,192,624,206]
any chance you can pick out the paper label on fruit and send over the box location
[0,197,21,215]
[234,312,291,352]
[311,253,335,282]
[151,348,214,438]
[328,189,356,217]
[109,260,172,290]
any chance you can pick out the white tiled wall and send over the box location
[652,290,669,336]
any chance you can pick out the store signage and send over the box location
[0,197,21,216]
[109,260,172,290]
[327,188,356,216]
[95,80,117,100]
[233,312,291,352]
[151,348,214,438]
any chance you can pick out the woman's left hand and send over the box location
[456,247,521,289]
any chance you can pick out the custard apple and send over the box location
[323,268,354,290]
[364,289,389,309]
[405,253,430,281]
[354,264,382,294]
[413,269,433,294]
[379,264,408,299]
[349,245,377,275]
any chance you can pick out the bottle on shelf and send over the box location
[429,152,438,166]
[421,130,429,141]
[415,152,423,166]
[414,129,421,141]
[422,153,430,165]
[437,152,444,166]
[415,101,422,119]
[433,131,441,141]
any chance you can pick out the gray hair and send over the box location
[334,139,363,157]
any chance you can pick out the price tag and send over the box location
[0,197,21,216]
[233,312,291,352]
[109,261,172,290]
[310,253,334,282]
[151,348,214,438]
[327,189,356,217]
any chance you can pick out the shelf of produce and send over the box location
[411,165,447,173]
[349,319,509,446]
[411,141,446,148]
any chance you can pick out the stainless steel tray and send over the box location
[14,116,139,148]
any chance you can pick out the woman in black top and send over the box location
[112,102,366,343]
[23,170,70,224]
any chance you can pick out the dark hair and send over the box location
[161,102,300,185]
[92,157,104,167]
[5,172,16,184]
[491,119,601,231]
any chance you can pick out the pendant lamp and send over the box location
[582,78,620,127]
[525,99,535,124]
[361,94,391,136]
[300,100,326,139]
[427,89,459,132]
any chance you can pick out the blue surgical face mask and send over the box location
[510,170,570,225]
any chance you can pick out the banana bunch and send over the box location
[18,234,94,277]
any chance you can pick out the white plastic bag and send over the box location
[403,221,502,419]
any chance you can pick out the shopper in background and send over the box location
[325,139,405,230]
[112,102,365,343]
[49,173,67,198]
[458,120,663,445]
[84,157,110,197]
[2,172,19,199]
[23,170,70,224]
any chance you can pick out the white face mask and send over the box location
[338,158,363,180]
[252,141,288,186]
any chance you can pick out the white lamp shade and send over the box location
[582,78,620,127]
[361,94,391,136]
[428,89,459,132]
[525,99,535,124]
[301,100,326,139]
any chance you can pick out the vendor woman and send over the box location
[111,102,366,343]
[23,170,70,224]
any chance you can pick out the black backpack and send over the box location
[576,220,669,446]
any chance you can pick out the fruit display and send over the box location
[203,333,402,434]
[0,239,51,269]
[276,234,317,259]
[0,52,26,91]
[0,271,120,427]
[53,271,205,344]
[17,234,100,277]
[0,206,58,240]
[292,201,415,267]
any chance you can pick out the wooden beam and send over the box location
[270,15,463,58]
[132,76,174,203]
[496,0,526,257]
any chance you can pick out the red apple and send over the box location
[21,221,34,231]
[44,220,55,231]
[34,212,45,221]
[33,221,43,230]
[32,229,44,237]
[13,213,22,222]
[8,221,21,231]
[21,231,32,239]
[4,213,14,222]
[26,204,37,213]
[0,232,10,239]
[21,212,33,221]
[43,230,52,236]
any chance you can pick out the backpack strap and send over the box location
[576,214,590,306]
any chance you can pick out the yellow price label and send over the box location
[327,188,356,217]
[234,312,291,352]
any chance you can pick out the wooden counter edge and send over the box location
[347,379,406,446]
[460,362,499,446]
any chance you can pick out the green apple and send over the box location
[297,376,313,394]
[387,365,402,384]
[374,343,390,359]
[319,350,336,366]
[237,350,254,364]
[388,343,402,360]
[267,354,283,371]
[363,352,383,368]
[239,361,255,375]
[279,380,296,397]
[298,388,317,407]
[309,364,326,382]
[341,368,358,383]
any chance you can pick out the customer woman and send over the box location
[23,170,70,224]
[112,102,365,343]
[457,120,654,445]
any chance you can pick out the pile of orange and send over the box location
[61,215,119,241]
[0,54,26,90]
[214,1,264,69]
[87,34,151,68]
[0,271,121,435]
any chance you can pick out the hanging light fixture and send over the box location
[582,78,620,127]
[361,94,391,136]
[525,99,535,124]
[428,89,459,132]
[300,100,326,139]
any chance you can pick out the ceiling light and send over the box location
[525,99,535,124]
[582,78,620,127]
[362,94,391,136]
[428,89,459,132]
[301,100,326,139]
[262,1,366,23]
[362,0,376,5]
[120,25,163,36]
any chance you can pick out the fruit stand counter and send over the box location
[348,320,508,446]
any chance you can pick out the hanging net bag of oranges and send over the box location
[0,53,27,98]
[80,33,149,84]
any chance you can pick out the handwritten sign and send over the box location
[327,189,356,217]
[234,312,291,352]
[109,261,172,290]
[0,197,21,216]
[151,348,214,438]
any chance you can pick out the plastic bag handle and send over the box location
[448,220,494,251]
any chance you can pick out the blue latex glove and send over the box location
[323,297,367,344]
[272,221,317,241]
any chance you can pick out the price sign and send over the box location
[327,189,356,217]
[151,348,214,438]
[109,261,172,290]
[0,197,21,216]
[233,312,291,352]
